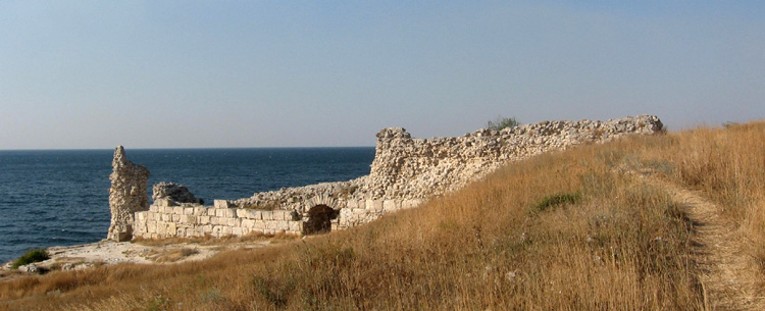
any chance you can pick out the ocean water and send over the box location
[0,148,375,263]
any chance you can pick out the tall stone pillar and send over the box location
[107,146,150,241]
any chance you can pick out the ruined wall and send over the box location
[108,146,150,241]
[364,115,663,200]
[130,115,664,239]
[133,199,303,239]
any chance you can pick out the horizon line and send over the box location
[0,145,377,152]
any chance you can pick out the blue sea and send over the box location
[0,148,375,263]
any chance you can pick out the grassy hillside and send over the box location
[2,121,764,310]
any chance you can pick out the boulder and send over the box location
[152,182,202,205]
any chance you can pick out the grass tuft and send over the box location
[11,249,50,269]
[533,192,581,213]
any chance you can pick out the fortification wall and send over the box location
[133,199,303,239]
[130,115,664,239]
[363,115,663,199]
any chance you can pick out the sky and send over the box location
[1,1,764,149]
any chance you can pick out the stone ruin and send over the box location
[152,182,203,205]
[111,115,665,240]
[107,146,150,241]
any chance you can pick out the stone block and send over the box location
[213,200,231,209]
[270,210,285,220]
[238,209,262,219]
[241,219,255,228]
[202,225,213,234]
[224,208,236,218]
[199,215,211,225]
[232,227,243,236]
[252,210,263,220]
[270,220,289,231]
[134,222,146,234]
[147,221,157,233]
[135,211,146,222]
[212,225,223,237]
[215,208,237,218]
[227,218,241,227]
[161,214,171,222]
[261,211,273,221]
[194,207,207,216]
[172,214,180,222]
[173,207,184,215]
[184,208,194,215]
[156,198,173,207]
[254,220,266,230]
[182,215,196,224]
[149,205,158,212]
[156,222,166,235]
[193,227,205,237]
[288,221,302,233]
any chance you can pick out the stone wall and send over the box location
[133,199,303,239]
[130,115,664,239]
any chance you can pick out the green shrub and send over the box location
[11,248,50,269]
[487,116,520,131]
[533,192,581,213]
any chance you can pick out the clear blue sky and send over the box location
[1,1,763,149]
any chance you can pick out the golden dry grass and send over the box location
[2,120,765,310]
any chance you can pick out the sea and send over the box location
[0,147,375,263]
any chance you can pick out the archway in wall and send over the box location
[304,204,338,235]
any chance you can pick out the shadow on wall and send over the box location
[303,205,339,235]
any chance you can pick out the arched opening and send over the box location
[304,204,338,235]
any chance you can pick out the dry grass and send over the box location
[2,121,765,310]
[132,231,299,247]
[146,248,200,263]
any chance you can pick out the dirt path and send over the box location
[635,171,765,310]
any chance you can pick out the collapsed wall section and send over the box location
[364,115,663,200]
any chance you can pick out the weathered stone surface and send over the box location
[107,146,150,241]
[152,182,202,205]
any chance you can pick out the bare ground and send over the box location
[0,239,272,281]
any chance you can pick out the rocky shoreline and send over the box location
[1,238,276,280]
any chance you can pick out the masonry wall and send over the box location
[132,199,303,239]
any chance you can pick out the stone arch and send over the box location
[303,204,339,235]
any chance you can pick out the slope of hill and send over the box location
[2,121,764,310]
